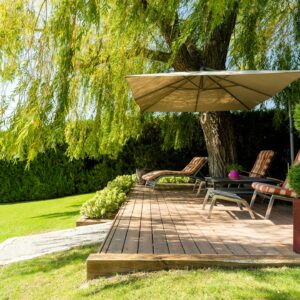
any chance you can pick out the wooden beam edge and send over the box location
[86,253,300,280]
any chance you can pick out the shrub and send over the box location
[288,163,300,195]
[158,176,191,183]
[107,174,137,194]
[80,187,126,218]
[80,174,137,219]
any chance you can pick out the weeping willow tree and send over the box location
[0,0,299,175]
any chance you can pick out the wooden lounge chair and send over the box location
[203,150,300,220]
[197,150,275,196]
[250,150,300,219]
[142,157,208,189]
[201,150,276,219]
[242,150,276,178]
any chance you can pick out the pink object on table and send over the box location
[228,170,240,179]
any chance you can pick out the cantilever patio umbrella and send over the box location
[126,70,300,161]
[126,70,300,112]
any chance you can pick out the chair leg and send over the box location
[250,191,257,208]
[265,195,275,219]
[192,179,198,192]
[242,200,255,219]
[237,202,243,210]
[202,188,212,210]
[196,181,206,196]
[208,197,217,219]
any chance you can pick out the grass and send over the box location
[1,245,300,299]
[0,193,95,243]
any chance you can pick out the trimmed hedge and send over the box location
[0,148,123,203]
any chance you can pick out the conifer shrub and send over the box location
[288,164,300,195]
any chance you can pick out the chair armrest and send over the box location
[240,170,250,175]
[265,177,284,185]
[241,170,267,177]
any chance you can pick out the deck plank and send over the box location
[122,187,144,253]
[156,190,185,254]
[160,189,200,254]
[152,191,169,254]
[107,192,136,253]
[100,197,128,253]
[138,188,153,254]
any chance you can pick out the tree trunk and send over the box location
[200,112,237,177]
[199,5,239,176]
[165,2,239,176]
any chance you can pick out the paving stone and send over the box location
[0,222,112,265]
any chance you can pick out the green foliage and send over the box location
[0,0,299,163]
[0,193,94,243]
[80,187,126,219]
[2,245,300,299]
[158,176,191,183]
[107,174,137,194]
[0,110,298,203]
[294,103,300,133]
[225,164,243,172]
[0,148,122,203]
[80,174,137,219]
[288,164,300,194]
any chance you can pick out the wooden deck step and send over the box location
[87,253,300,279]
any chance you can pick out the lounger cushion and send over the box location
[182,157,207,175]
[142,156,207,181]
[249,150,275,177]
[252,182,298,198]
[142,170,184,181]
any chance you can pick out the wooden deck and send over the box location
[87,184,300,279]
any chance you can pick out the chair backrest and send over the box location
[249,150,275,177]
[282,150,300,189]
[182,157,207,175]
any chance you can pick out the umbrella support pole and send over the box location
[288,99,295,164]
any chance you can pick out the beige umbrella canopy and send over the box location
[126,70,300,112]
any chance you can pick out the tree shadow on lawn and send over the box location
[82,268,300,298]
[68,204,83,208]
[82,273,149,297]
[3,245,99,277]
[30,210,79,219]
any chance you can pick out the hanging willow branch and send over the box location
[0,0,299,162]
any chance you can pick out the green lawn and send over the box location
[0,193,95,243]
[1,245,300,299]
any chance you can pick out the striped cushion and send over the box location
[252,182,298,198]
[142,157,206,181]
[182,157,207,175]
[142,170,184,181]
[249,150,275,177]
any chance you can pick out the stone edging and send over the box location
[76,216,113,227]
